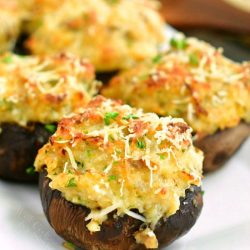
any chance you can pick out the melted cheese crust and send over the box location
[25,0,166,71]
[0,53,100,126]
[102,37,250,138]
[35,96,203,248]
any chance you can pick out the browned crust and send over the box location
[194,122,250,173]
[0,123,51,182]
[39,170,203,250]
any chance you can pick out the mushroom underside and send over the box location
[39,170,203,250]
[0,123,51,182]
[195,122,250,173]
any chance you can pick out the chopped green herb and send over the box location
[115,149,121,155]
[152,54,162,64]
[122,114,139,120]
[26,166,35,175]
[2,56,13,64]
[201,190,205,196]
[189,53,199,66]
[170,38,188,50]
[136,139,145,149]
[109,175,116,181]
[109,135,115,142]
[63,241,76,250]
[44,124,57,134]
[66,178,77,187]
[104,112,119,125]
[160,154,165,160]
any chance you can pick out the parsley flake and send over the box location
[66,178,77,187]
[104,112,119,125]
[44,124,57,134]
[109,175,116,181]
[26,166,35,175]
[2,56,13,64]
[122,114,139,120]
[152,54,162,64]
[170,38,188,50]
[189,53,199,66]
[136,139,145,149]
[63,241,76,250]
[160,155,165,160]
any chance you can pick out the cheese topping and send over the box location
[25,0,166,71]
[35,96,203,248]
[0,53,100,126]
[102,37,250,138]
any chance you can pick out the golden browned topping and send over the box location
[102,37,250,138]
[0,53,100,126]
[25,0,166,71]
[35,96,203,248]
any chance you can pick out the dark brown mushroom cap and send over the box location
[0,123,51,182]
[195,122,250,173]
[39,170,203,250]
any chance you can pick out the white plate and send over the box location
[0,138,249,250]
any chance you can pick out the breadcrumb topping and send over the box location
[35,96,203,248]
[25,0,166,71]
[103,37,250,137]
[0,53,100,126]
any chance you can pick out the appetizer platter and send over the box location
[0,0,249,249]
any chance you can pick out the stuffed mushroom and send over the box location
[35,96,203,249]
[102,37,250,172]
[25,0,166,72]
[0,53,100,181]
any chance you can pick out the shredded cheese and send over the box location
[103,37,250,137]
[64,147,78,170]
[85,203,121,221]
[35,96,203,249]
[0,52,100,125]
[124,209,146,222]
